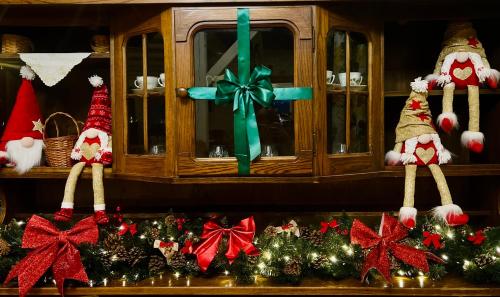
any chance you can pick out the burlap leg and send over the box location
[467,85,480,132]
[92,163,105,206]
[428,164,453,206]
[443,83,455,113]
[62,162,86,205]
[403,165,417,207]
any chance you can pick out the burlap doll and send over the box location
[386,78,469,228]
[426,22,499,153]
[54,75,112,225]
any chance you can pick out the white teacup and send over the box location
[338,72,363,86]
[134,76,158,89]
[326,70,335,85]
[158,73,165,87]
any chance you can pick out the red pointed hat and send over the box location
[83,75,111,135]
[0,66,43,151]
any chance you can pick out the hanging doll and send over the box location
[54,75,112,224]
[426,21,499,153]
[386,78,469,228]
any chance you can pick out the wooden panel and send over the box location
[174,6,314,176]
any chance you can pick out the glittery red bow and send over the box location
[4,215,98,297]
[423,231,442,249]
[193,216,258,272]
[159,241,175,248]
[118,222,137,236]
[320,219,339,233]
[467,230,486,245]
[351,213,442,282]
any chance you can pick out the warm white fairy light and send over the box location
[346,248,354,256]
[283,255,290,261]
[140,234,146,239]
[263,250,272,260]
[157,225,162,230]
[122,280,126,287]
[273,243,279,248]
[496,246,500,254]
[170,236,175,241]
[310,252,318,259]
[418,276,426,288]
[174,272,180,279]
[111,255,118,261]
[153,221,158,225]
[397,270,405,276]
[329,255,338,263]
[188,232,193,236]
[463,260,471,270]
[446,231,454,239]
[103,278,108,286]
[434,225,441,231]
[441,254,449,261]
[89,280,94,287]
[224,270,230,276]
[16,220,25,226]
[258,262,266,270]
[397,277,405,288]
[186,278,191,286]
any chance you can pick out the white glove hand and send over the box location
[71,148,82,160]
[438,149,452,165]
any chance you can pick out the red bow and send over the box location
[193,217,258,272]
[181,239,194,254]
[176,218,187,231]
[320,219,339,233]
[4,215,98,297]
[351,213,442,282]
[423,231,442,249]
[118,222,137,236]
[159,241,175,248]
[467,230,486,245]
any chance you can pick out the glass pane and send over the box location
[349,32,368,153]
[146,32,166,155]
[327,94,347,154]
[327,30,346,87]
[193,28,294,158]
[126,35,144,154]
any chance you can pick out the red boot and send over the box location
[433,204,468,227]
[446,213,469,227]
[461,131,484,153]
[94,210,109,225]
[437,112,458,134]
[54,208,73,222]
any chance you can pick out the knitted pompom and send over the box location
[385,150,401,166]
[410,77,428,93]
[20,66,35,80]
[88,75,103,87]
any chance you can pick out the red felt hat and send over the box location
[0,66,43,151]
[82,75,112,135]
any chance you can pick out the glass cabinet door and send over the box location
[318,8,383,175]
[174,7,313,176]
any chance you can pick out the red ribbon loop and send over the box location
[193,216,258,272]
[118,222,137,236]
[423,231,442,249]
[351,213,438,282]
[467,230,486,245]
[4,215,98,297]
[320,219,339,233]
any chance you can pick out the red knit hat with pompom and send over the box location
[82,75,111,135]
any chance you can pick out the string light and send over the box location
[16,220,25,226]
[153,221,158,225]
[258,262,266,270]
[397,270,405,276]
[89,280,94,287]
[174,272,180,279]
[170,236,175,241]
[441,254,449,261]
[103,278,108,286]
[329,255,338,263]
[310,252,318,259]
[224,270,230,276]
[446,231,454,239]
[139,234,146,239]
[283,255,290,261]
[262,250,272,260]
[434,225,441,230]
[273,243,280,248]
[463,260,471,270]
[496,246,500,254]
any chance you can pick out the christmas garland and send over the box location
[0,209,498,292]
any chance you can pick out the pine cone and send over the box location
[149,227,160,240]
[300,227,323,246]
[263,226,278,237]
[474,254,495,268]
[99,254,113,270]
[283,258,301,277]
[149,255,166,275]
[247,255,259,266]
[165,215,176,226]
[103,233,123,254]
[311,255,328,270]
[169,252,187,270]
[114,245,129,261]
[127,247,147,267]
[0,238,11,256]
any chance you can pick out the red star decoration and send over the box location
[410,99,421,110]
[417,113,429,122]
[468,37,479,48]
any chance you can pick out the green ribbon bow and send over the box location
[188,8,312,175]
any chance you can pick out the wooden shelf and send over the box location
[0,275,497,296]
[385,89,500,97]
[0,52,110,60]
[0,167,113,179]
[382,164,500,177]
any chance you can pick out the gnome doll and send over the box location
[54,75,112,224]
[0,66,44,174]
[426,22,499,153]
[386,78,469,228]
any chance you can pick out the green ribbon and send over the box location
[188,8,312,175]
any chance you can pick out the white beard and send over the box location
[6,139,44,174]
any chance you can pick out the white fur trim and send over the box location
[410,77,428,93]
[89,75,103,88]
[399,207,417,221]
[94,204,106,211]
[468,53,488,82]
[438,149,452,165]
[20,65,36,80]
[61,202,74,209]
[385,150,401,165]
[97,132,109,152]
[400,137,418,164]
[461,131,484,147]
[432,204,463,221]
[488,69,500,82]
[436,112,458,130]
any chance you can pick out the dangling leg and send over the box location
[429,164,468,226]
[54,162,85,221]
[92,163,109,225]
[461,85,484,153]
[437,82,458,133]
[399,164,418,228]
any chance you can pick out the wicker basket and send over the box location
[1,34,33,54]
[90,34,110,53]
[44,112,80,167]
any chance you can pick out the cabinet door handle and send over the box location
[176,88,189,98]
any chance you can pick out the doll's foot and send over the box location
[461,131,484,153]
[94,210,109,225]
[437,112,458,134]
[54,208,73,222]
[399,206,417,229]
[445,213,469,227]
[433,204,468,227]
